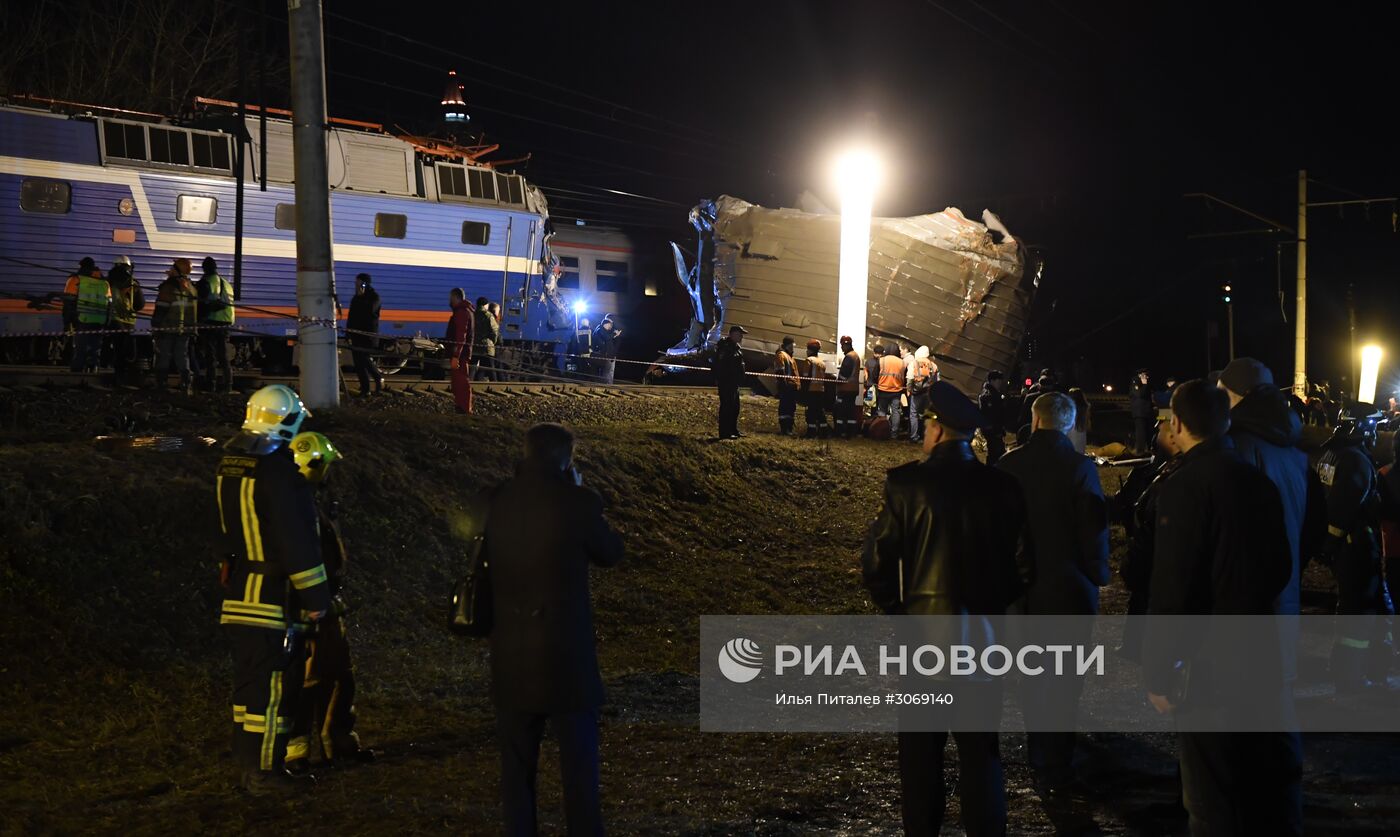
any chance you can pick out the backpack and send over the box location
[909,358,934,395]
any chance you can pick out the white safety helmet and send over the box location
[114,255,133,267]
[242,385,311,441]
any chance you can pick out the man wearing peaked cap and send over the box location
[862,378,1031,834]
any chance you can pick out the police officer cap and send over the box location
[920,380,986,432]
[728,324,748,335]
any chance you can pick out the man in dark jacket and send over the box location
[1129,368,1155,454]
[475,296,503,383]
[1317,407,1388,690]
[835,335,862,438]
[1112,412,1183,660]
[979,370,1008,464]
[445,288,475,414]
[713,325,747,439]
[346,274,384,396]
[863,381,1031,836]
[486,423,624,836]
[1218,357,1313,683]
[590,315,620,384]
[1143,380,1301,836]
[997,391,1110,793]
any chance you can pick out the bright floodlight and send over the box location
[1359,344,1383,405]
[572,300,587,316]
[833,147,882,355]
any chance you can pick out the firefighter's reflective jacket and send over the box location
[216,445,332,630]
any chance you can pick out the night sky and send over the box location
[303,1,1396,392]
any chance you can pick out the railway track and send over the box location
[0,364,712,399]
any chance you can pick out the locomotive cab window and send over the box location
[374,213,407,238]
[19,178,71,214]
[596,260,629,294]
[176,194,218,224]
[461,221,491,246]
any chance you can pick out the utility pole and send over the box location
[287,0,339,409]
[1347,283,1357,396]
[1293,170,1307,397]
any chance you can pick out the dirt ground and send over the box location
[0,383,1396,835]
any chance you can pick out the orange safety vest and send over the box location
[877,355,906,393]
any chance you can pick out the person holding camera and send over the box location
[484,423,624,835]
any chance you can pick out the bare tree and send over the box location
[1,0,285,115]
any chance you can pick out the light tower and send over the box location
[441,70,469,125]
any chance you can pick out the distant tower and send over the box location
[441,70,469,125]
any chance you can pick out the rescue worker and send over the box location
[474,296,502,382]
[875,343,906,439]
[196,257,236,393]
[216,385,331,794]
[801,339,829,439]
[835,335,862,439]
[864,344,884,416]
[905,346,937,444]
[68,256,111,373]
[980,370,1008,464]
[773,336,800,435]
[1317,405,1389,691]
[346,273,384,396]
[153,259,197,392]
[445,288,475,414]
[61,257,96,331]
[713,324,746,439]
[567,318,593,379]
[862,380,1031,835]
[591,315,621,385]
[106,256,144,385]
[284,432,375,772]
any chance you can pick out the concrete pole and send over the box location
[1293,170,1307,397]
[1227,300,1235,362]
[287,0,339,409]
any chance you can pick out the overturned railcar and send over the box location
[663,195,1037,395]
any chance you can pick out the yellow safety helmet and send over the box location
[242,384,311,441]
[291,431,341,483]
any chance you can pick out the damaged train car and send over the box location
[662,195,1038,395]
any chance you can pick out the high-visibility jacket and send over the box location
[837,350,863,393]
[774,350,799,390]
[76,274,112,325]
[200,273,236,324]
[216,445,332,631]
[877,354,906,393]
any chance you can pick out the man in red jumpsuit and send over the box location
[445,287,476,414]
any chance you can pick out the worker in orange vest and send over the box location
[875,344,907,440]
[773,336,801,435]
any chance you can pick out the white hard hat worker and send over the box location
[290,431,341,483]
[226,384,311,454]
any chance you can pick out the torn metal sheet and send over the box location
[663,196,1037,395]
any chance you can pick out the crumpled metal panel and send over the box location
[666,195,1034,395]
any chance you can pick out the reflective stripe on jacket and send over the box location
[202,274,236,323]
[877,355,906,393]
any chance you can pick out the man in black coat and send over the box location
[979,371,1008,464]
[1129,368,1155,454]
[485,423,624,836]
[1143,380,1302,836]
[713,325,747,439]
[1218,357,1315,684]
[863,381,1032,836]
[997,391,1110,794]
[346,274,384,395]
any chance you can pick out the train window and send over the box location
[274,203,297,230]
[191,132,232,171]
[461,221,490,246]
[438,166,467,197]
[375,213,407,238]
[558,256,580,289]
[103,121,147,160]
[468,168,496,201]
[596,260,629,294]
[149,127,190,166]
[19,178,71,214]
[176,194,218,224]
[496,173,524,205]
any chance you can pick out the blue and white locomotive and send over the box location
[0,98,633,372]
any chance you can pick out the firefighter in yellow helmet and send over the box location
[215,385,330,795]
[284,432,375,772]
